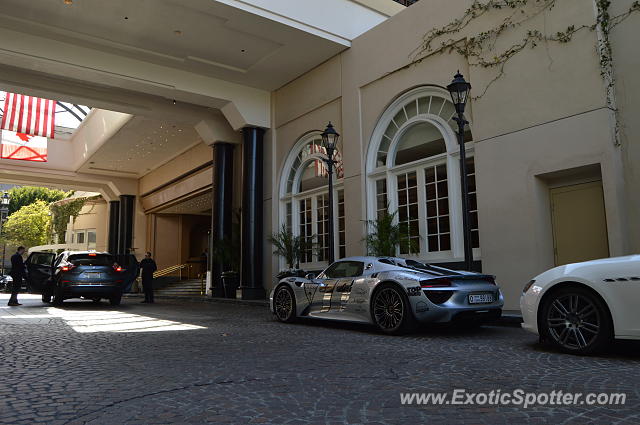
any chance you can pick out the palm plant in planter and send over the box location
[268,224,309,279]
[364,207,419,256]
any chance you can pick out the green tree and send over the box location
[3,200,51,248]
[8,186,69,215]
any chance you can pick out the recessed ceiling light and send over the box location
[64,0,73,5]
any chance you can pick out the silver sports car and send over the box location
[270,256,504,334]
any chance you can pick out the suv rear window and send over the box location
[68,254,115,266]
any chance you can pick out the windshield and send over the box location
[68,254,115,267]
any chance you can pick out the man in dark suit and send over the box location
[8,246,26,306]
[139,251,157,304]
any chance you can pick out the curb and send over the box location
[492,314,523,327]
[123,293,269,307]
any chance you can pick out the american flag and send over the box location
[1,92,56,139]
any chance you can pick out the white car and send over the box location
[521,255,640,355]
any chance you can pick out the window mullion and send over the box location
[417,168,427,258]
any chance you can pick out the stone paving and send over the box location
[1,293,639,424]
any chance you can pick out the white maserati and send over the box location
[521,255,640,355]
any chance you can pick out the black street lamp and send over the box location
[0,191,10,276]
[320,122,340,264]
[447,71,474,271]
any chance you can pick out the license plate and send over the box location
[468,293,494,304]
[85,272,101,279]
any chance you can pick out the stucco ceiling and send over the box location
[155,192,213,216]
[78,116,203,178]
[0,0,356,90]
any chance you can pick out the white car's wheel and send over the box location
[540,286,612,355]
[273,285,296,323]
[372,284,414,335]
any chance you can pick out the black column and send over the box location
[118,195,135,255]
[108,201,120,254]
[240,127,265,300]
[210,142,235,298]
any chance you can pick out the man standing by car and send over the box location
[8,246,26,306]
[139,252,157,304]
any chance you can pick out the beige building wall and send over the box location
[64,197,108,252]
[268,0,638,308]
[611,0,640,254]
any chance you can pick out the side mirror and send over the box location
[305,273,317,280]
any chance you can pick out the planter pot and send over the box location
[221,271,239,299]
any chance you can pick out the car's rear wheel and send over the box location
[372,284,414,335]
[540,286,612,355]
[52,286,64,306]
[42,291,52,303]
[273,285,296,323]
[109,294,122,306]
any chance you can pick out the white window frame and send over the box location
[279,132,344,270]
[365,87,480,263]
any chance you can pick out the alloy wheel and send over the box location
[274,287,293,321]
[373,288,404,330]
[546,294,601,351]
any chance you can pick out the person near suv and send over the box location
[8,246,26,306]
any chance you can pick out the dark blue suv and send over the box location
[26,251,139,306]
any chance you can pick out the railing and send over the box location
[393,0,419,5]
[153,263,190,279]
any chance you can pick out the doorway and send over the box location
[550,181,609,266]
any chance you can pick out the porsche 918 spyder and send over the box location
[270,256,503,334]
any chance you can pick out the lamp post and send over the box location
[320,122,340,264]
[0,191,10,276]
[447,71,474,272]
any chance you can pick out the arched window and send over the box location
[280,132,345,268]
[366,87,479,262]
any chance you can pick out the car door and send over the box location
[600,257,640,337]
[309,261,364,317]
[25,252,56,293]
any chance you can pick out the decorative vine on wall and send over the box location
[50,198,88,244]
[412,0,639,144]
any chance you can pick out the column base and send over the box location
[240,286,266,300]
[211,284,226,298]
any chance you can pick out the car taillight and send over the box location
[113,265,125,272]
[60,265,75,272]
[482,276,496,285]
[420,278,452,288]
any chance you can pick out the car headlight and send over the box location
[523,279,535,293]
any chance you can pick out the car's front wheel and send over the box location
[372,284,414,335]
[273,285,296,323]
[540,286,612,355]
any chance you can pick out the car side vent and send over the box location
[425,290,453,304]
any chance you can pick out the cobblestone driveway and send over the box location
[1,294,639,424]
